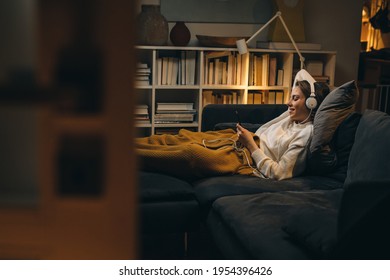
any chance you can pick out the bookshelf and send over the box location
[135,45,336,135]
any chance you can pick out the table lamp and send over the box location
[236,11,305,69]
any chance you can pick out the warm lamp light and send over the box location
[236,11,305,69]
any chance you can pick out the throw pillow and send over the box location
[306,112,361,179]
[310,80,359,154]
[306,80,359,176]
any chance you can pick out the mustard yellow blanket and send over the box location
[136,129,259,180]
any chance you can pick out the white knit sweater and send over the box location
[251,111,313,180]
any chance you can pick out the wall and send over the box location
[2,0,363,87]
[138,0,363,86]
[304,0,362,85]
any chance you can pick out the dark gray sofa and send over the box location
[138,104,390,259]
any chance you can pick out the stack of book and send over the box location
[155,103,196,123]
[135,63,151,86]
[135,104,150,124]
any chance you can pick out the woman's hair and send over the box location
[294,80,330,120]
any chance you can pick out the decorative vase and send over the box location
[170,21,191,46]
[136,5,168,45]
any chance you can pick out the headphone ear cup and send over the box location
[306,96,318,110]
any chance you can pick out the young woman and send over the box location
[137,70,330,180]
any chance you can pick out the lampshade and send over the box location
[236,11,305,69]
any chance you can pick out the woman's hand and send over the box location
[236,124,259,154]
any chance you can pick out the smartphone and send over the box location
[235,110,241,125]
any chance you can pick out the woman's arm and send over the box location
[251,140,308,180]
[237,123,312,180]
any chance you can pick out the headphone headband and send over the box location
[293,69,316,95]
[293,69,317,110]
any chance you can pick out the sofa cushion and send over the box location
[208,189,343,259]
[310,80,358,154]
[139,172,195,202]
[194,174,343,216]
[337,180,390,259]
[306,112,361,181]
[345,110,390,186]
[281,205,338,257]
[138,172,200,233]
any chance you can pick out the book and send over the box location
[247,91,263,104]
[236,54,241,85]
[156,109,196,114]
[254,55,262,86]
[161,57,169,85]
[135,63,151,86]
[256,41,322,51]
[261,54,270,86]
[240,53,249,85]
[135,104,149,115]
[156,103,194,111]
[268,57,277,86]
[156,58,162,85]
[170,57,179,85]
[155,113,195,122]
[277,69,284,86]
[266,91,285,104]
[180,51,186,85]
[202,90,214,107]
[186,50,196,85]
[208,62,214,85]
[135,104,150,124]
[227,54,234,85]
[167,57,174,85]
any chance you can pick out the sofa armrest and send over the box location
[336,180,390,259]
[201,104,287,132]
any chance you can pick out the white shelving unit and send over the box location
[135,45,336,136]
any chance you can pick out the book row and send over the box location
[156,51,197,86]
[204,51,248,85]
[202,90,286,105]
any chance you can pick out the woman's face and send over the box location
[287,87,311,123]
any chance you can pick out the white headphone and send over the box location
[293,69,317,110]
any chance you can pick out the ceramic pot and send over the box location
[136,5,168,45]
[170,21,191,46]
